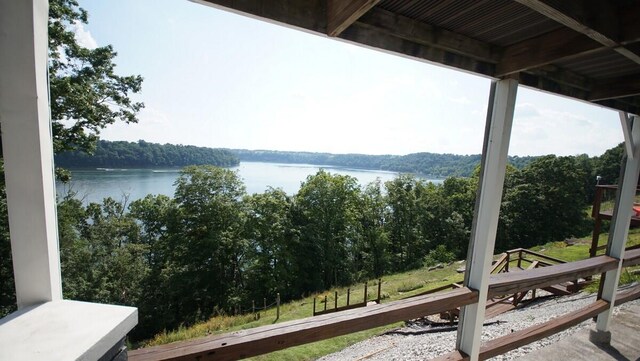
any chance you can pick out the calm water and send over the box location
[56,161,442,204]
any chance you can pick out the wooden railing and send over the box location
[313,279,382,316]
[590,184,640,257]
[128,288,478,361]
[128,251,640,361]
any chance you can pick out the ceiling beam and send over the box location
[515,0,640,65]
[497,27,603,76]
[589,75,640,102]
[196,0,326,33]
[356,8,500,63]
[327,0,381,37]
[339,22,496,77]
[515,71,640,115]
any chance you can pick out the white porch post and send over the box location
[595,113,640,332]
[0,0,63,308]
[456,78,518,360]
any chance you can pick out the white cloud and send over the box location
[73,20,98,49]
[515,103,540,118]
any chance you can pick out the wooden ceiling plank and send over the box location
[327,0,381,37]
[496,26,603,76]
[356,8,500,63]
[589,74,640,102]
[516,0,640,65]
[515,0,616,46]
[339,22,496,77]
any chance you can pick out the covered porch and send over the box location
[1,1,640,360]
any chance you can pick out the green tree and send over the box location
[49,0,144,153]
[244,188,297,301]
[128,194,178,339]
[293,170,361,291]
[58,196,148,305]
[356,180,390,278]
[500,156,591,249]
[594,142,624,185]
[384,175,423,271]
[168,166,247,322]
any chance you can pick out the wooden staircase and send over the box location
[410,248,590,322]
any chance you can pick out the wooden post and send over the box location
[456,79,517,361]
[364,282,368,304]
[313,297,316,315]
[590,186,604,257]
[276,293,280,320]
[324,295,327,311]
[252,300,255,317]
[505,252,510,272]
[334,291,338,310]
[347,288,350,306]
[517,250,522,269]
[377,279,382,303]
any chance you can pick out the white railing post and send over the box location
[595,113,640,333]
[0,0,62,308]
[456,78,518,360]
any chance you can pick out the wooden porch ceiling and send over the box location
[195,0,640,115]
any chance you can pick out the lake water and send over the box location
[56,161,443,204]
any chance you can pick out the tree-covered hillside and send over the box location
[231,149,537,177]
[55,140,239,168]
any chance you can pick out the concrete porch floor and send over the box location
[520,301,640,361]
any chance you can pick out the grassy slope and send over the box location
[138,228,640,360]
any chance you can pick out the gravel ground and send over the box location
[319,286,640,361]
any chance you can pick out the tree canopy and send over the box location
[49,0,144,154]
[55,140,239,168]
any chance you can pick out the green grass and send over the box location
[136,227,640,360]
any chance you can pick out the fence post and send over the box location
[347,288,350,306]
[313,297,316,316]
[364,282,368,304]
[377,278,382,303]
[517,249,522,269]
[334,291,338,310]
[276,293,280,321]
[505,252,510,272]
[324,295,327,311]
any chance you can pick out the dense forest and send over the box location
[0,143,625,342]
[55,140,239,168]
[232,149,537,177]
[54,140,537,178]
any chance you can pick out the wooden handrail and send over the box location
[129,254,633,361]
[615,283,640,305]
[488,255,618,298]
[435,283,640,361]
[518,248,566,264]
[623,247,640,267]
[490,253,508,274]
[129,288,478,361]
[478,300,610,360]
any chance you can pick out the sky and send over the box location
[76,0,624,157]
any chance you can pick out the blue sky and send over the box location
[76,0,623,157]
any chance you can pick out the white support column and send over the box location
[595,113,640,331]
[456,79,518,360]
[0,0,63,308]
